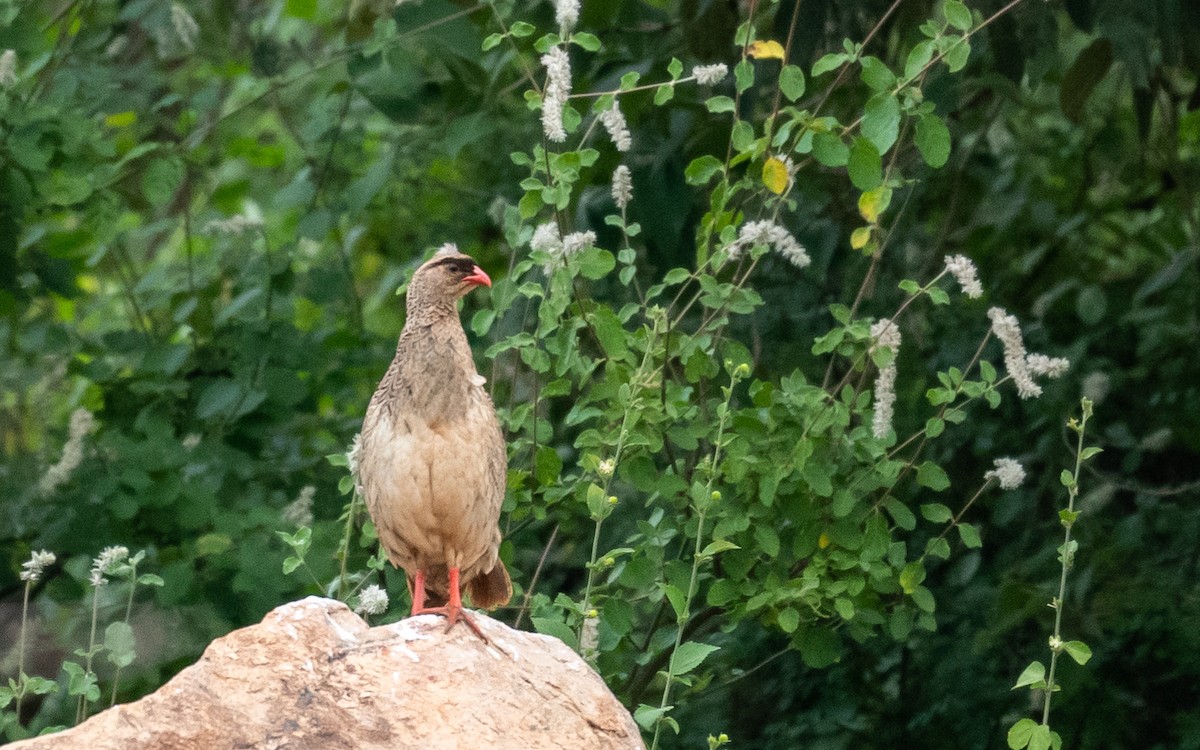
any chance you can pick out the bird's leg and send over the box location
[410,570,427,615]
[411,567,489,643]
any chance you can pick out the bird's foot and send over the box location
[411,604,490,644]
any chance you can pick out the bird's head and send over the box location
[409,246,492,308]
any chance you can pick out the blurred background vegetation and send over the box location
[2,0,1198,747]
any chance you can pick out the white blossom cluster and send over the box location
[540,47,572,142]
[598,102,631,152]
[870,318,901,440]
[90,545,130,587]
[944,255,983,298]
[205,213,264,235]
[730,220,810,269]
[530,222,596,271]
[0,50,17,88]
[985,457,1026,490]
[691,63,728,86]
[39,409,94,496]
[282,486,316,528]
[611,165,633,209]
[355,584,389,617]
[987,308,1070,399]
[554,0,580,33]
[21,550,56,583]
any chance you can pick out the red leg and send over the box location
[410,570,427,615]
[410,567,489,643]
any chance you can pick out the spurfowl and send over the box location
[358,246,511,638]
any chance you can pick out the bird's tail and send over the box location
[466,560,512,610]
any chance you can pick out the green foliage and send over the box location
[3,0,1199,748]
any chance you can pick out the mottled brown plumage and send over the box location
[358,249,510,636]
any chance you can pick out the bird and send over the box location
[357,246,511,640]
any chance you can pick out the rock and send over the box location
[9,597,643,750]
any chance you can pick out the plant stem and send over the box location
[14,580,31,717]
[109,561,139,707]
[338,492,362,601]
[649,372,738,750]
[1042,404,1090,725]
[78,586,102,723]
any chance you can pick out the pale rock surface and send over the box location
[10,597,643,750]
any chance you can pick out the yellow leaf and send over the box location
[104,111,137,128]
[747,40,786,60]
[818,532,831,549]
[857,186,893,223]
[850,226,872,250]
[762,157,789,195]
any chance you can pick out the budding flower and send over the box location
[597,459,615,479]
[984,457,1026,490]
[710,491,721,503]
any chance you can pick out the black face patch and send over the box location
[432,256,475,276]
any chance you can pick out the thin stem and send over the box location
[649,372,739,750]
[1042,405,1091,726]
[109,560,139,707]
[14,580,31,717]
[77,585,102,723]
[514,524,559,630]
[337,492,362,601]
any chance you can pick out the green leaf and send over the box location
[654,84,676,105]
[883,497,916,530]
[571,32,601,51]
[137,573,165,587]
[957,522,982,548]
[812,52,848,76]
[530,617,578,650]
[141,156,185,208]
[1008,718,1039,749]
[943,37,971,72]
[285,0,316,19]
[577,248,616,280]
[943,0,973,31]
[920,503,953,523]
[777,607,800,633]
[1062,640,1093,665]
[62,661,99,701]
[1080,446,1103,460]
[670,641,720,676]
[1013,660,1047,690]
[924,416,945,438]
[510,21,535,37]
[915,114,951,168]
[916,461,950,491]
[811,132,849,167]
[700,539,740,557]
[859,56,896,91]
[662,583,687,621]
[834,598,855,621]
[905,40,935,80]
[668,57,683,79]
[705,95,736,114]
[899,561,926,593]
[861,92,901,153]
[481,32,504,51]
[634,704,672,731]
[734,59,754,93]
[686,155,725,185]
[779,64,805,101]
[847,137,882,190]
[104,622,137,668]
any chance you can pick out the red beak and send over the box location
[464,265,492,287]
